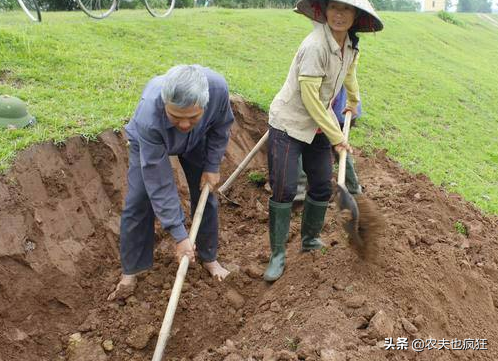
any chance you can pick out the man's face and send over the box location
[326,1,356,33]
[165,103,204,133]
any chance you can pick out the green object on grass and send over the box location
[0,95,36,130]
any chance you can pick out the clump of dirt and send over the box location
[1,95,497,361]
[0,69,24,89]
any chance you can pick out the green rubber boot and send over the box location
[264,200,292,282]
[301,195,328,251]
[345,153,362,194]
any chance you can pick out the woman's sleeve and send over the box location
[297,43,327,77]
[344,53,360,109]
[299,76,345,146]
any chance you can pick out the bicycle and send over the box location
[14,0,174,22]
[76,0,175,19]
[16,0,41,22]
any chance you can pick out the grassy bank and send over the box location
[1,9,497,213]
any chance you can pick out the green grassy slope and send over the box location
[1,9,497,213]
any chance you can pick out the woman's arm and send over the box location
[343,53,360,111]
[299,75,345,145]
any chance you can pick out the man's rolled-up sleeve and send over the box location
[204,90,235,173]
[135,116,188,242]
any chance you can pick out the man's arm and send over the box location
[134,101,188,242]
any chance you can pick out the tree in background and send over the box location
[41,0,78,10]
[0,0,17,9]
[457,0,492,12]
[392,0,420,11]
[478,0,492,11]
[458,0,472,10]
[216,0,293,8]
[370,0,393,9]
[371,0,419,10]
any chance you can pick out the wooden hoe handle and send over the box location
[337,111,352,187]
[218,130,269,194]
[151,184,210,361]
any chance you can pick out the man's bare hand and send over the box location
[334,142,353,155]
[175,238,195,264]
[200,172,220,191]
[342,106,358,118]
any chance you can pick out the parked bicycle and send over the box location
[15,0,174,22]
[16,0,41,22]
[77,0,175,19]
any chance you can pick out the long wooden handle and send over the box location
[218,130,269,194]
[151,184,210,361]
[337,111,352,187]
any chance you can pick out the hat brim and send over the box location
[0,114,35,129]
[295,0,384,32]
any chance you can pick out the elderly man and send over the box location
[109,65,234,301]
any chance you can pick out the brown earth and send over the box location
[1,95,497,361]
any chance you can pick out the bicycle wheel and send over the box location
[77,0,117,19]
[144,0,175,18]
[16,0,41,22]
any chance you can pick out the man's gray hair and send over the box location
[161,65,209,109]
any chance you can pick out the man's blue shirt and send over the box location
[125,67,234,241]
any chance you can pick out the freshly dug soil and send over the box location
[0,95,497,361]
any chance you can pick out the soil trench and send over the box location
[0,95,497,361]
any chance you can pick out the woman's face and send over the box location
[326,1,357,33]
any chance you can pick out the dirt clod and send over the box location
[244,264,265,279]
[225,288,246,310]
[320,349,346,361]
[367,310,394,340]
[400,317,418,335]
[345,295,366,309]
[68,334,108,361]
[125,324,156,350]
[102,340,114,352]
[224,354,245,361]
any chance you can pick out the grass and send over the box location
[0,9,497,214]
[284,336,299,351]
[247,171,266,186]
[454,221,468,236]
[437,10,464,26]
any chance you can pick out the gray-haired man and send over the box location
[108,65,234,301]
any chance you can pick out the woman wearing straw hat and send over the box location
[264,0,383,281]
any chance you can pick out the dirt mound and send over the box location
[1,96,497,361]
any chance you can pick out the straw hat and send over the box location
[295,0,383,32]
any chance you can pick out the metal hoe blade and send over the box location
[337,184,362,247]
